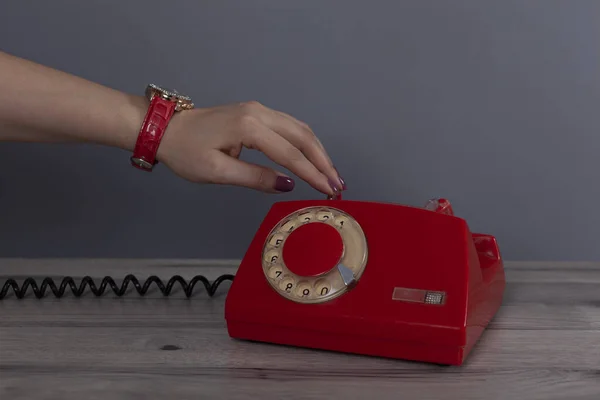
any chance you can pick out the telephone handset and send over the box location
[225,196,506,366]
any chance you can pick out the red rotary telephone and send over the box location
[224,196,506,366]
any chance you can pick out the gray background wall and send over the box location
[0,0,598,261]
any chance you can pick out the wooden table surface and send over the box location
[0,259,599,400]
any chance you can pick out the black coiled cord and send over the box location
[0,274,235,299]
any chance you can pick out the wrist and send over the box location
[112,94,148,152]
[66,91,147,152]
[128,84,194,171]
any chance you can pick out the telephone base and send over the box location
[227,321,469,366]
[225,198,506,367]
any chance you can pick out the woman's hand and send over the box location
[0,50,345,196]
[157,101,346,196]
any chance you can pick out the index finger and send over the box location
[275,110,345,188]
[240,118,337,196]
[270,109,345,191]
[239,102,345,193]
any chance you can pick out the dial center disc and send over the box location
[282,222,344,277]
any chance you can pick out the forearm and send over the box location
[0,50,146,151]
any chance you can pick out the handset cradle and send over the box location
[225,197,505,366]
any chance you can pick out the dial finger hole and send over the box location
[334,215,349,229]
[267,265,284,280]
[264,249,280,264]
[268,233,286,247]
[280,219,297,233]
[296,211,316,224]
[278,275,296,293]
[295,281,313,298]
[315,279,332,297]
[316,210,334,222]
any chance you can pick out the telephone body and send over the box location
[224,197,505,366]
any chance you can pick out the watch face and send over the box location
[146,83,191,100]
[146,83,193,110]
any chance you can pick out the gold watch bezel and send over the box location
[145,83,194,112]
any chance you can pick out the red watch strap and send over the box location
[130,96,177,171]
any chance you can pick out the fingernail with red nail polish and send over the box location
[275,176,295,192]
[333,167,347,190]
[328,178,340,195]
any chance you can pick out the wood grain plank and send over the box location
[1,295,598,331]
[1,259,599,400]
[1,367,599,400]
[0,326,599,400]
[0,327,598,370]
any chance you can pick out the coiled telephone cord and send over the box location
[0,274,235,299]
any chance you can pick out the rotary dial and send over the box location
[261,206,368,304]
